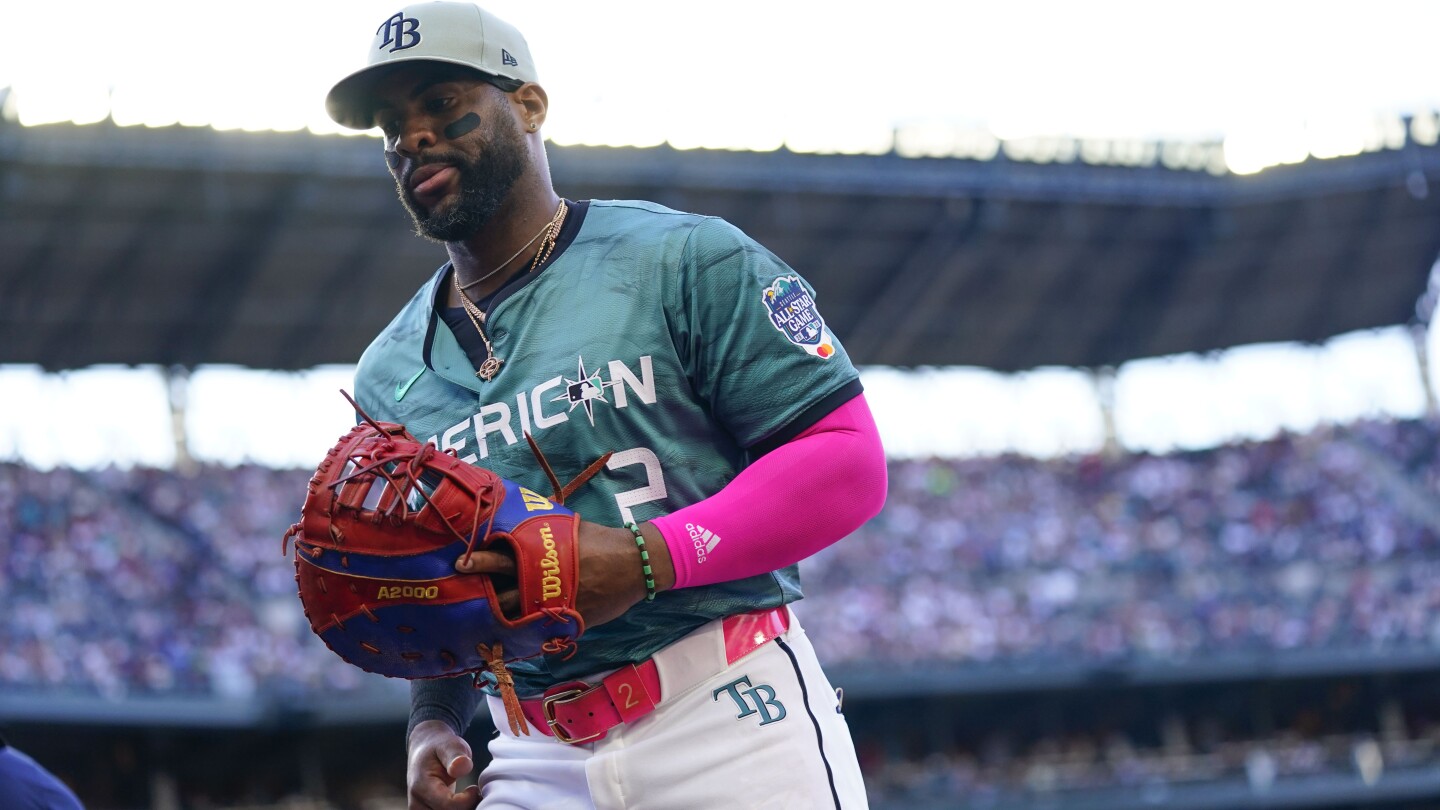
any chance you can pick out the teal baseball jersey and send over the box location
[353,199,859,695]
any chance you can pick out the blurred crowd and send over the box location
[0,464,375,698]
[799,417,1440,667]
[864,723,1440,805]
[857,677,1440,806]
[0,416,1436,698]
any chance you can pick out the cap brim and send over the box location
[324,57,519,130]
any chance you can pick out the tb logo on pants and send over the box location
[713,676,787,726]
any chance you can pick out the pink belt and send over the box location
[519,606,791,745]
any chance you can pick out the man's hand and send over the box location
[407,720,480,810]
[456,521,676,628]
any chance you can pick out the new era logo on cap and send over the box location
[502,49,517,66]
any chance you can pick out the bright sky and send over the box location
[2,1,1438,467]
[5,1,1440,172]
[0,324,1431,468]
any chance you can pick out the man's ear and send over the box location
[513,83,549,132]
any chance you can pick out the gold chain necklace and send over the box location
[451,201,569,381]
[457,201,566,293]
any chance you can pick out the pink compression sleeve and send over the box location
[651,393,888,589]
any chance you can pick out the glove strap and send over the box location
[478,643,530,737]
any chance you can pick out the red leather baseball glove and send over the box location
[283,392,607,734]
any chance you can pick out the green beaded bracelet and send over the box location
[627,522,657,602]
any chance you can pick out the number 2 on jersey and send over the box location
[605,447,668,524]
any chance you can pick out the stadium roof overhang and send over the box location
[2,121,1438,372]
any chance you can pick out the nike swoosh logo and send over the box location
[395,368,425,402]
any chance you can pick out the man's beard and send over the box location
[398,111,527,243]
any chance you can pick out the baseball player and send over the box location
[0,733,85,810]
[324,3,888,807]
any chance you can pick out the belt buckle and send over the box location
[541,686,605,745]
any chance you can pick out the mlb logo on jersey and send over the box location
[558,356,622,427]
[568,380,605,403]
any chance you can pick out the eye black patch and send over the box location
[444,112,482,140]
[384,150,401,171]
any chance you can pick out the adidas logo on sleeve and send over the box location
[686,523,722,564]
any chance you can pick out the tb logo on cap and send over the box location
[377,12,421,52]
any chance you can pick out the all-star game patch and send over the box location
[762,275,835,359]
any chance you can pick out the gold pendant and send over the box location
[476,356,504,381]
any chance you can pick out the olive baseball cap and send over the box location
[326,2,538,130]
